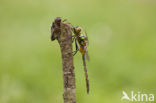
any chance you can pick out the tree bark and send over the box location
[51,18,76,103]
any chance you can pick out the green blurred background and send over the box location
[0,0,156,103]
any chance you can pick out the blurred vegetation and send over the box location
[0,0,156,103]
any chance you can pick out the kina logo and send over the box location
[121,91,154,102]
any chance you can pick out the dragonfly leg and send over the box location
[73,39,79,56]
[72,35,76,43]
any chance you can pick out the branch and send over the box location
[51,17,76,103]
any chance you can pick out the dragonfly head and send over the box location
[74,26,82,34]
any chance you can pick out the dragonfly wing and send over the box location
[85,30,89,46]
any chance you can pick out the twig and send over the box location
[51,17,76,103]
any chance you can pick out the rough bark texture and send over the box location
[59,22,76,103]
[51,18,76,103]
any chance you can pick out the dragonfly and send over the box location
[72,26,90,94]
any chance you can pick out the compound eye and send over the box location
[76,27,82,33]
